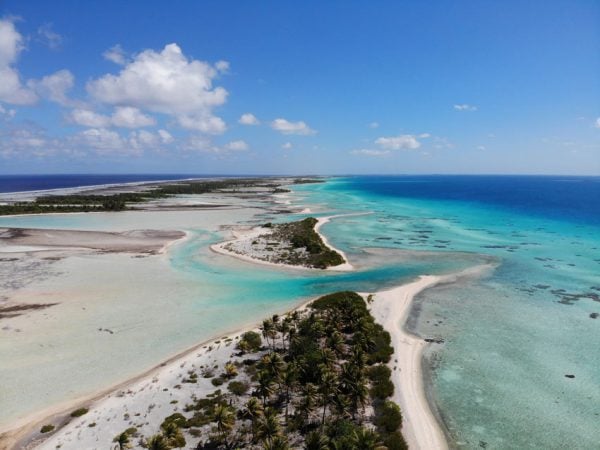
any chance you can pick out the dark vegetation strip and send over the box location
[0,178,320,216]
[107,291,407,450]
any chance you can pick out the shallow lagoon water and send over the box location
[295,177,600,449]
[1,176,599,449]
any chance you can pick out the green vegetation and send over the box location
[40,424,55,433]
[142,290,406,449]
[70,407,89,417]
[237,331,263,353]
[236,217,345,269]
[0,178,287,216]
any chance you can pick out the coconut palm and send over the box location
[223,361,238,378]
[351,428,385,449]
[243,397,264,442]
[161,422,185,448]
[256,370,275,406]
[145,434,172,450]
[318,366,338,426]
[256,408,281,443]
[263,434,290,450]
[304,431,329,450]
[327,331,347,357]
[280,362,298,421]
[113,431,132,450]
[212,404,235,444]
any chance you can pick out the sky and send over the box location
[0,0,598,175]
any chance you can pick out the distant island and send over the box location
[217,217,346,270]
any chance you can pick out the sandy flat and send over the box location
[0,228,186,255]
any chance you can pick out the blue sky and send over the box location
[0,1,598,175]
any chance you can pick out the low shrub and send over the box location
[70,407,89,417]
[227,380,249,396]
[375,400,403,433]
[40,424,55,433]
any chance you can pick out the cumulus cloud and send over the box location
[111,106,156,128]
[351,149,390,157]
[270,118,316,135]
[453,103,477,111]
[375,134,423,150]
[29,69,75,106]
[368,122,379,129]
[0,103,16,118]
[88,43,228,134]
[103,44,127,65]
[0,18,38,105]
[239,113,260,125]
[158,129,174,144]
[36,23,63,49]
[595,117,600,128]
[224,140,248,151]
[281,142,293,150]
[70,106,156,129]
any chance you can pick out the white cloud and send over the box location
[215,60,230,73]
[239,113,260,125]
[224,140,248,151]
[351,149,390,157]
[70,109,111,128]
[0,104,16,118]
[477,145,486,151]
[595,117,600,128]
[88,43,228,134]
[103,44,127,65]
[78,128,126,153]
[70,106,156,129]
[454,104,477,111]
[375,134,423,150]
[270,118,316,135]
[281,142,293,150]
[37,23,63,49]
[111,106,156,128]
[29,69,75,106]
[0,18,37,105]
[369,122,379,129]
[158,129,173,144]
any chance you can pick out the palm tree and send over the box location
[304,431,328,450]
[257,408,281,443]
[262,318,275,349]
[223,362,238,378]
[327,331,346,357]
[145,434,172,450]
[263,434,290,450]
[161,422,185,448]
[113,431,132,450]
[256,370,275,406]
[243,397,264,443]
[296,382,317,425]
[318,366,338,426]
[351,428,385,449]
[280,362,298,421]
[212,404,235,444]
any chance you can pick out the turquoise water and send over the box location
[294,177,600,449]
[1,177,598,448]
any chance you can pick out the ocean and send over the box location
[0,175,598,448]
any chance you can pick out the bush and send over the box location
[375,401,403,433]
[70,407,89,417]
[238,331,262,352]
[211,377,225,386]
[161,413,188,429]
[382,431,409,450]
[227,380,249,396]
[368,364,394,399]
[40,424,55,433]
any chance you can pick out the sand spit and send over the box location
[0,228,186,255]
[210,214,360,272]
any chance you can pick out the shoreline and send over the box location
[2,264,494,450]
[210,214,361,272]
[368,263,496,450]
[0,295,318,450]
